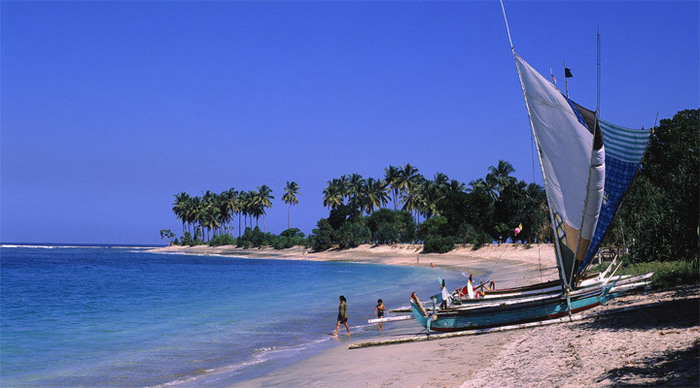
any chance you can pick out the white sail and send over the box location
[513,53,605,287]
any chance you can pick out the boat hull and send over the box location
[410,289,614,333]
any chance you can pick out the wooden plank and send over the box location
[349,314,585,349]
[367,315,414,324]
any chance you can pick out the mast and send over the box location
[500,0,514,52]
[597,29,601,116]
[569,33,606,286]
[564,60,569,98]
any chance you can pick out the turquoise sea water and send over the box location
[0,246,467,387]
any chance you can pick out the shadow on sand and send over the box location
[598,341,699,387]
[580,286,699,386]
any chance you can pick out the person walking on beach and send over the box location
[374,299,385,331]
[334,295,349,336]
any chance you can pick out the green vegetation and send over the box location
[631,261,699,288]
[235,227,310,250]
[593,260,699,288]
[159,229,175,244]
[609,109,699,268]
[282,181,300,229]
[171,186,277,244]
[165,109,699,274]
[209,233,236,247]
[314,161,548,252]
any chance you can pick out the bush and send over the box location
[209,234,236,247]
[456,222,490,246]
[366,209,416,243]
[418,217,450,241]
[281,228,305,239]
[272,236,292,250]
[236,227,272,248]
[335,222,371,249]
[423,234,455,253]
[311,219,334,251]
[180,231,205,246]
[270,233,309,250]
[374,223,399,245]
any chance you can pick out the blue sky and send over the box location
[2,1,698,245]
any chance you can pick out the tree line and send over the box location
[313,160,547,252]
[169,182,299,245]
[164,109,699,266]
[165,158,549,252]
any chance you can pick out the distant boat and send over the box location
[409,9,652,332]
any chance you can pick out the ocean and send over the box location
[0,246,469,387]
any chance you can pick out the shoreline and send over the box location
[146,244,699,387]
[148,243,561,288]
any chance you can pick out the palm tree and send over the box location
[222,188,239,236]
[420,179,441,218]
[347,176,367,212]
[397,164,420,205]
[401,174,426,223]
[256,185,274,231]
[361,177,389,214]
[323,181,343,210]
[487,160,517,198]
[282,181,300,229]
[172,192,191,235]
[244,189,258,228]
[448,179,466,194]
[201,205,221,241]
[347,173,364,204]
[489,160,516,183]
[484,174,500,201]
[186,196,202,238]
[384,165,401,210]
[433,172,449,190]
[337,175,350,201]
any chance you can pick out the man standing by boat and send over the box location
[440,280,450,309]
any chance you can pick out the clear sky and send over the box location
[2,1,698,245]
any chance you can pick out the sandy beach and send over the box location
[150,244,699,387]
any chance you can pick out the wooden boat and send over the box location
[438,272,651,311]
[410,288,612,333]
[453,259,622,302]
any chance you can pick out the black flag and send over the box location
[565,68,573,78]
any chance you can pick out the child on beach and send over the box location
[334,295,349,336]
[374,299,385,331]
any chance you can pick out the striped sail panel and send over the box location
[514,53,605,287]
[581,119,651,272]
[599,119,650,163]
